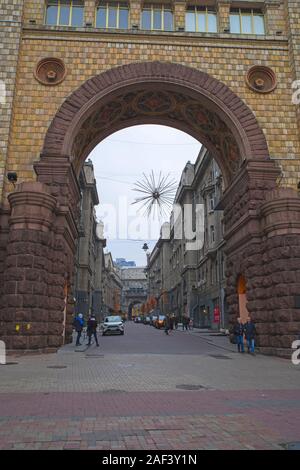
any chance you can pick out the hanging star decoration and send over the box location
[132,170,178,219]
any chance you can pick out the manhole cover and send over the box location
[176,384,208,390]
[47,366,67,369]
[209,354,232,360]
[282,442,300,450]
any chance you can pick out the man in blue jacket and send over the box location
[233,317,245,353]
[73,313,84,347]
[244,317,257,355]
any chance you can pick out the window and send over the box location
[186,6,217,33]
[45,0,84,26]
[96,2,129,29]
[142,4,173,31]
[210,225,215,244]
[230,8,265,35]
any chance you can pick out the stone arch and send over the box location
[42,61,269,187]
[128,300,143,320]
[3,61,300,356]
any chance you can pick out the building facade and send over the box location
[74,161,106,320]
[102,253,123,316]
[193,148,227,330]
[0,1,300,355]
[120,267,148,318]
[148,149,227,329]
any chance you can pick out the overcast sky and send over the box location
[89,125,201,266]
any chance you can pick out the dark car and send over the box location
[143,316,151,325]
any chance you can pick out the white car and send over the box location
[102,316,124,336]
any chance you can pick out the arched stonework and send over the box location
[43,61,269,186]
[1,62,300,357]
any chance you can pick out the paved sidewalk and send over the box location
[1,323,299,450]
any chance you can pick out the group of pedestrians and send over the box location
[233,316,257,355]
[73,313,99,347]
[164,315,194,335]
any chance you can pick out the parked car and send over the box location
[134,316,142,323]
[154,315,166,329]
[150,315,158,326]
[143,316,151,325]
[102,316,124,336]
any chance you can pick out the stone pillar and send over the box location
[84,0,96,26]
[0,182,62,352]
[174,1,186,31]
[223,160,300,357]
[129,0,141,28]
[216,0,230,33]
[258,188,300,355]
[0,156,81,353]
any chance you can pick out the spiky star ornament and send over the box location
[132,170,177,219]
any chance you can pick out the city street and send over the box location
[0,322,300,450]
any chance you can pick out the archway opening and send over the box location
[237,275,249,324]
[4,62,287,355]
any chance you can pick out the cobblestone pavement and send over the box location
[1,323,299,450]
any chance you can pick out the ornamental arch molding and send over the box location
[42,61,270,187]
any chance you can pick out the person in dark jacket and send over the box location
[164,316,170,335]
[73,313,84,346]
[244,316,257,354]
[233,317,245,353]
[87,315,99,347]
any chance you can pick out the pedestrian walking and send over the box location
[87,315,99,347]
[183,316,189,331]
[244,316,257,355]
[233,317,245,353]
[164,316,170,335]
[73,313,84,347]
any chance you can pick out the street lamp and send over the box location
[142,243,149,253]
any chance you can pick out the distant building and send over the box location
[120,267,148,318]
[102,253,123,316]
[74,161,106,320]
[148,148,228,330]
[115,258,136,268]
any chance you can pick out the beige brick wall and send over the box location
[217,1,230,33]
[23,0,44,25]
[266,3,287,36]
[2,0,300,202]
[174,1,185,31]
[0,0,24,201]
[285,0,300,150]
